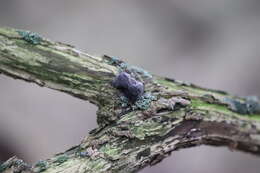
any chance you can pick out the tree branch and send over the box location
[0,27,260,173]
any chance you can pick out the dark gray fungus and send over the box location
[112,72,144,102]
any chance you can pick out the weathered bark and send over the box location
[0,27,260,173]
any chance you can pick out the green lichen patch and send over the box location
[192,99,235,114]
[118,62,128,70]
[130,120,170,140]
[191,98,260,121]
[84,158,111,172]
[34,160,48,172]
[223,96,260,115]
[0,158,31,173]
[132,93,157,110]
[127,65,152,79]
[245,96,260,114]
[103,55,152,79]
[99,144,122,160]
[223,97,248,114]
[119,63,152,80]
[0,162,9,172]
[78,151,90,158]
[117,92,156,111]
[17,30,42,45]
[119,95,130,108]
[104,55,122,65]
[118,111,140,123]
[53,155,69,165]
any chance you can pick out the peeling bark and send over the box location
[0,27,260,173]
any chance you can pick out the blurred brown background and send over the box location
[0,0,260,172]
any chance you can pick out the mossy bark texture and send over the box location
[0,27,260,173]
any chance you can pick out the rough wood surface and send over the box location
[0,27,260,173]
